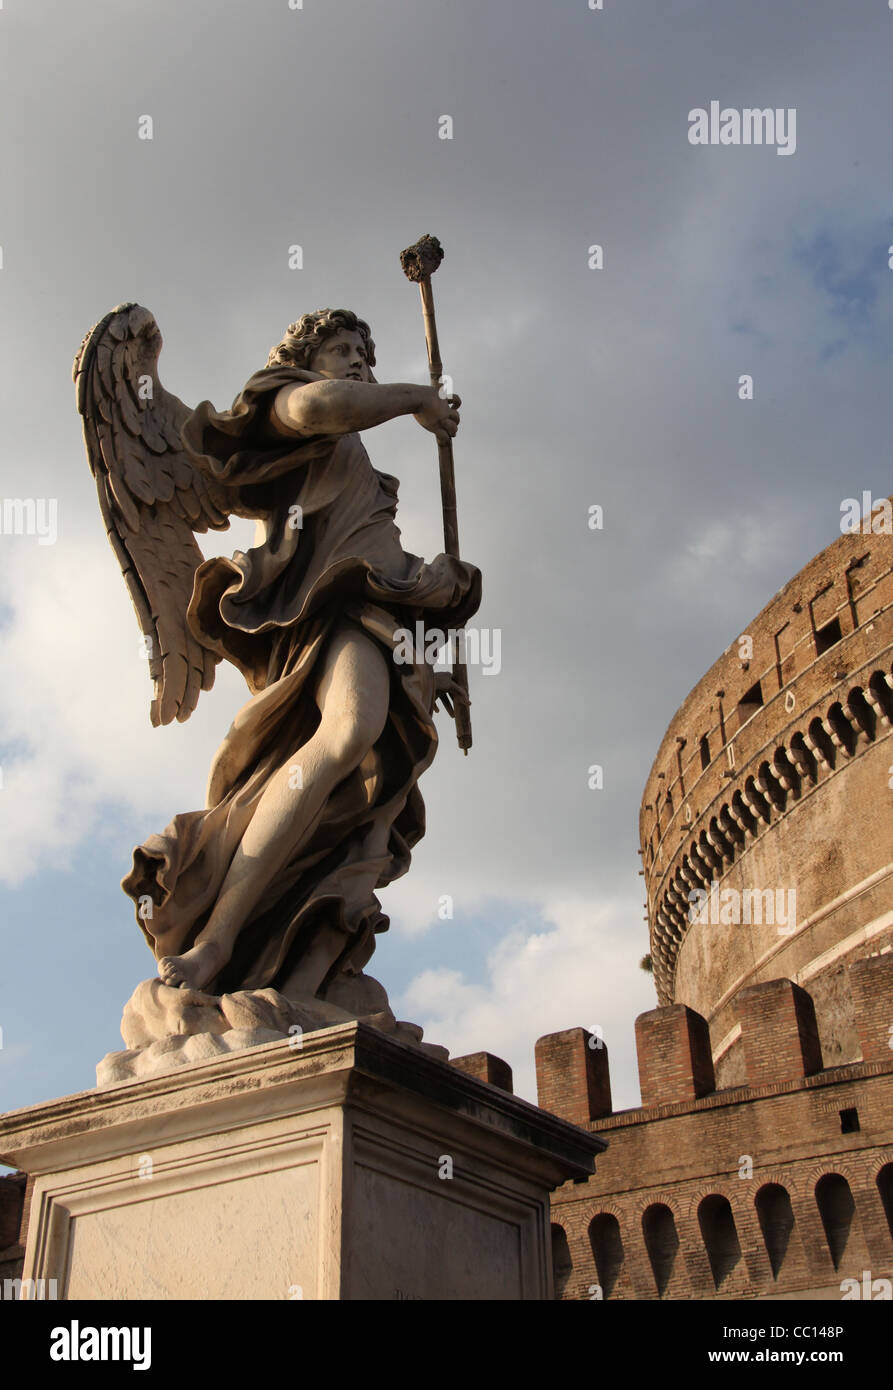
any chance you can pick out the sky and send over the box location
[1,0,892,1132]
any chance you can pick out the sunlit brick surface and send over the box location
[640,515,893,1083]
[540,963,893,1301]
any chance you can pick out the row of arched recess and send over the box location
[647,661,893,1003]
[552,1165,893,1298]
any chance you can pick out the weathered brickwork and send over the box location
[450,1050,514,1093]
[0,1171,29,1286]
[639,511,893,1085]
[635,1005,714,1107]
[540,961,893,1300]
[535,1028,612,1121]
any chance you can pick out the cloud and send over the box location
[662,509,794,616]
[0,530,252,884]
[397,892,656,1108]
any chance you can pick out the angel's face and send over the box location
[310,329,370,382]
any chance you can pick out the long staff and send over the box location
[399,233,472,753]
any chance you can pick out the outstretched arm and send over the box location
[272,380,460,444]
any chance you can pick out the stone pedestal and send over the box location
[0,1022,604,1300]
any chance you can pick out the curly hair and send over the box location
[267,308,377,379]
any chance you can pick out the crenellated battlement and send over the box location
[535,955,893,1300]
[535,955,893,1127]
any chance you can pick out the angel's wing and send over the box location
[74,303,232,726]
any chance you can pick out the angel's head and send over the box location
[267,308,377,382]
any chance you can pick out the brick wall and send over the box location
[539,957,893,1299]
[0,1171,28,1286]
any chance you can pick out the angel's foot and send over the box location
[157,940,226,992]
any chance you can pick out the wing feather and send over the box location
[117,382,142,436]
[74,303,233,726]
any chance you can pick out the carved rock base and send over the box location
[97,975,447,1086]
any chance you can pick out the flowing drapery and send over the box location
[122,367,481,997]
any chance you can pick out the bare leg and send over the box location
[277,813,393,1000]
[158,624,390,990]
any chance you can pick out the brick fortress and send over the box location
[538,503,893,1299]
[642,503,893,1081]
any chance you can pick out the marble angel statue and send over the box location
[75,301,480,1076]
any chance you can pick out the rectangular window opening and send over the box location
[815,616,843,656]
[737,680,764,728]
[839,1107,860,1134]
